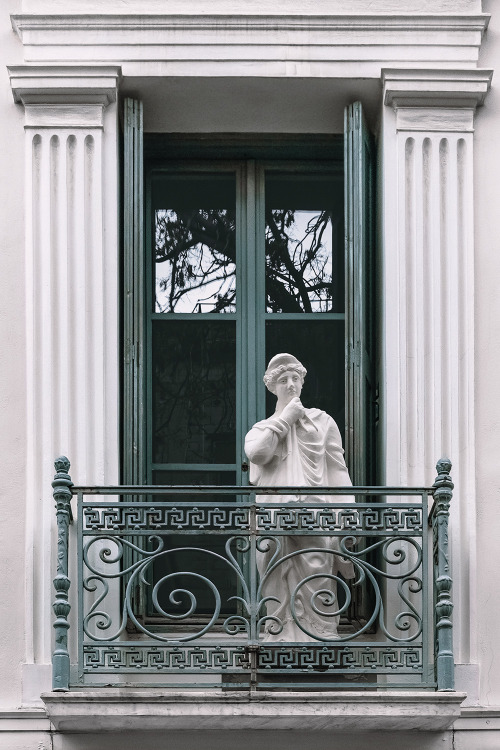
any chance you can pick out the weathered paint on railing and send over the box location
[51,457,73,691]
[430,458,455,691]
[51,458,454,692]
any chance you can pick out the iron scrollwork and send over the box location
[80,503,425,673]
[46,466,454,689]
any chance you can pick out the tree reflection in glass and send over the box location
[265,209,334,312]
[155,207,236,313]
[265,171,343,313]
[153,170,342,314]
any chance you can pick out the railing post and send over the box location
[51,456,73,691]
[432,458,455,691]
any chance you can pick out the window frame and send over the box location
[122,103,377,491]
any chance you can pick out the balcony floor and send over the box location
[41,689,466,733]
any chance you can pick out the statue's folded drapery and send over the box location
[245,408,355,641]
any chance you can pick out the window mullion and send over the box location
[344,101,376,485]
[123,97,145,485]
[237,161,266,484]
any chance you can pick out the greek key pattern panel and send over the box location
[83,505,250,533]
[257,645,423,672]
[256,507,423,533]
[83,644,251,672]
[82,643,422,674]
[82,504,423,534]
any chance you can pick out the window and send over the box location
[123,101,376,493]
[148,160,347,491]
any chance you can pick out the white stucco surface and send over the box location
[473,0,500,707]
[1,0,500,747]
[0,0,26,712]
[19,0,484,14]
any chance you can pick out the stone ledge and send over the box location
[454,706,500,731]
[41,690,466,733]
[0,709,52,732]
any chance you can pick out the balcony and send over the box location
[43,457,466,732]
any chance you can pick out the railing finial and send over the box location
[51,456,73,691]
[435,457,452,477]
[432,457,454,691]
[54,455,71,474]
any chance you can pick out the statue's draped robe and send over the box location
[245,408,355,641]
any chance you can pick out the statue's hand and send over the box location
[281,397,306,425]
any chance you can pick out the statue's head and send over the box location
[263,353,307,394]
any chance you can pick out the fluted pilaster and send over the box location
[9,66,121,667]
[382,69,491,669]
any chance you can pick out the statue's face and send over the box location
[275,369,303,406]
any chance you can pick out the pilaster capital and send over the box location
[382,68,492,110]
[382,68,492,132]
[7,65,122,128]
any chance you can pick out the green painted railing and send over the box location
[51,458,454,692]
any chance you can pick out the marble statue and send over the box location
[244,353,355,641]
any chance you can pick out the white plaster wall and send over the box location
[2,0,500,746]
[19,0,483,14]
[473,0,500,708]
[51,729,455,750]
[0,0,27,711]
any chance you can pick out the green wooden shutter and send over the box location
[344,101,376,485]
[123,98,145,484]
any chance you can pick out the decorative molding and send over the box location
[23,104,106,129]
[8,65,121,121]
[10,13,490,75]
[393,108,475,133]
[383,68,493,110]
[11,13,491,34]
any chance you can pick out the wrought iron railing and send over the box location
[51,457,454,693]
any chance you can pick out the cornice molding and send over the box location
[10,13,490,73]
[382,68,493,110]
[10,13,490,35]
[10,13,489,76]
[8,65,122,108]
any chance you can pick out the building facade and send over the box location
[1,1,500,748]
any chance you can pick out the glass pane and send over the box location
[265,172,344,313]
[265,320,345,437]
[152,172,236,313]
[152,321,236,463]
